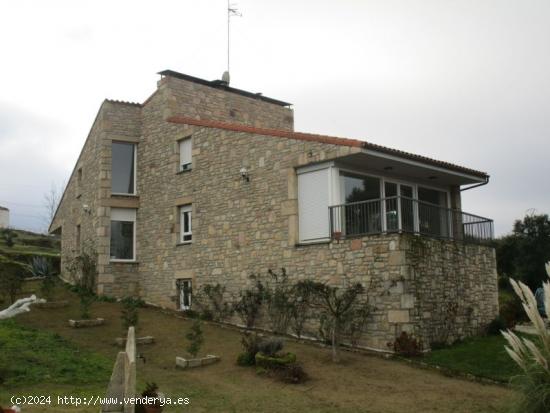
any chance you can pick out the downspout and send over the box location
[460,175,490,192]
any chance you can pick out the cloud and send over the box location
[0,103,69,232]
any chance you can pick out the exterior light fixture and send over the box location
[240,167,249,182]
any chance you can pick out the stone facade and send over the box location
[50,71,498,352]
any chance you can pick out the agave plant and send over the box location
[502,261,550,412]
[31,256,56,300]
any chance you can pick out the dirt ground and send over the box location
[3,284,514,413]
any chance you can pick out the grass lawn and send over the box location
[0,281,515,413]
[423,335,522,382]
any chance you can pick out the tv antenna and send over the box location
[226,1,242,81]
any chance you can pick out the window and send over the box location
[178,137,192,171]
[340,173,382,235]
[418,187,450,237]
[341,173,380,203]
[177,279,192,310]
[112,142,136,194]
[110,208,136,260]
[179,205,192,243]
[75,225,81,253]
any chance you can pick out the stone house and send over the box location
[49,70,498,351]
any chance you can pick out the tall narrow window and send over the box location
[179,205,192,243]
[110,208,136,260]
[179,137,192,171]
[76,224,81,253]
[112,142,136,194]
[177,279,192,310]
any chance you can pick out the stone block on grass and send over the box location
[68,318,105,328]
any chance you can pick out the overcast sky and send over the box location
[0,0,548,235]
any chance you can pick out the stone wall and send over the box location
[160,75,294,131]
[404,235,499,346]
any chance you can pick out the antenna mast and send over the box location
[227,1,242,74]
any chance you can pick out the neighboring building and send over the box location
[0,206,9,228]
[50,70,498,351]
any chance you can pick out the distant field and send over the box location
[0,228,60,266]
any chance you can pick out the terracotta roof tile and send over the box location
[167,116,488,178]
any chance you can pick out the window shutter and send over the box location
[298,168,330,242]
[179,138,192,167]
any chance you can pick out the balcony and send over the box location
[328,196,493,244]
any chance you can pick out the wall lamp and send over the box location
[240,167,250,182]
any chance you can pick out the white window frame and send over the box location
[110,208,137,262]
[111,141,137,196]
[336,167,451,236]
[178,279,192,310]
[179,205,192,244]
[178,137,192,172]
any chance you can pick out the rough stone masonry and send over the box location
[50,71,498,352]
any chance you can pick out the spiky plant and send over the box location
[501,261,550,412]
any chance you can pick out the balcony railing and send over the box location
[328,196,494,244]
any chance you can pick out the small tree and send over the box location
[121,297,139,331]
[65,244,97,319]
[233,277,266,329]
[0,260,27,303]
[295,279,371,363]
[185,319,204,358]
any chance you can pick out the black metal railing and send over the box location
[329,196,493,244]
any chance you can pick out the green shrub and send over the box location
[255,352,296,369]
[1,229,18,247]
[486,316,506,336]
[499,289,526,327]
[237,352,256,366]
[0,260,28,303]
